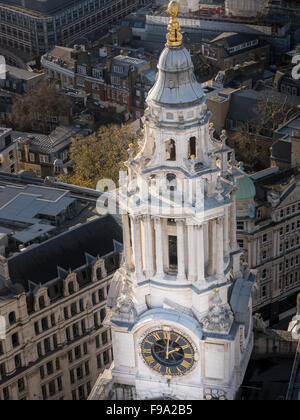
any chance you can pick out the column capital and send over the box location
[176,218,185,224]
[130,215,143,223]
[216,216,224,224]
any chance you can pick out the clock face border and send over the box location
[138,326,198,378]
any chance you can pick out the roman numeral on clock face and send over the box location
[145,355,155,364]
[152,332,161,341]
[181,360,191,369]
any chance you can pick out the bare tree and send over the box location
[11,81,72,134]
[228,91,300,171]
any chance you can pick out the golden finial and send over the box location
[166,1,182,47]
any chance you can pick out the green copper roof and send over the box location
[236,175,256,201]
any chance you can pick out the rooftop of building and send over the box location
[0,183,75,224]
[42,46,78,70]
[6,213,122,291]
[0,172,102,254]
[13,125,80,155]
[5,66,43,81]
[227,88,300,123]
[0,0,81,17]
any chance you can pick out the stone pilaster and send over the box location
[216,217,224,278]
[196,224,205,283]
[153,216,164,277]
[176,219,186,281]
[187,224,196,282]
[130,216,143,281]
[122,214,132,272]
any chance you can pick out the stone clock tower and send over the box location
[101,1,255,401]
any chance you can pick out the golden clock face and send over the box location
[141,329,194,376]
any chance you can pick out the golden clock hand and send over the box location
[166,333,170,359]
[168,347,181,355]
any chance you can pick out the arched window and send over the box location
[8,312,16,326]
[166,173,176,191]
[165,139,176,161]
[189,137,196,158]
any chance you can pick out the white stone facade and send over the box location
[103,5,254,400]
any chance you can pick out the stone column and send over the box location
[196,224,205,283]
[230,188,238,250]
[208,219,217,276]
[257,238,261,265]
[223,206,229,258]
[247,240,252,267]
[142,215,154,278]
[176,219,186,281]
[130,216,143,280]
[153,216,164,278]
[216,217,224,278]
[187,224,196,282]
[122,213,132,272]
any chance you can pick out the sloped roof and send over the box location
[7,215,123,290]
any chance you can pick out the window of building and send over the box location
[8,311,16,325]
[37,343,43,358]
[168,235,178,269]
[72,323,79,338]
[18,378,25,393]
[64,307,69,320]
[71,303,77,317]
[49,380,56,397]
[74,346,81,360]
[262,250,267,260]
[40,155,49,164]
[46,361,53,376]
[41,317,49,331]
[51,314,56,327]
[68,282,75,295]
[188,137,196,159]
[102,331,108,345]
[15,354,22,369]
[97,354,102,369]
[165,139,176,161]
[237,222,244,231]
[44,338,51,353]
[11,333,19,348]
[39,296,45,310]
[40,366,45,380]
[66,327,71,342]
[103,350,110,365]
[98,288,105,303]
[237,239,244,248]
